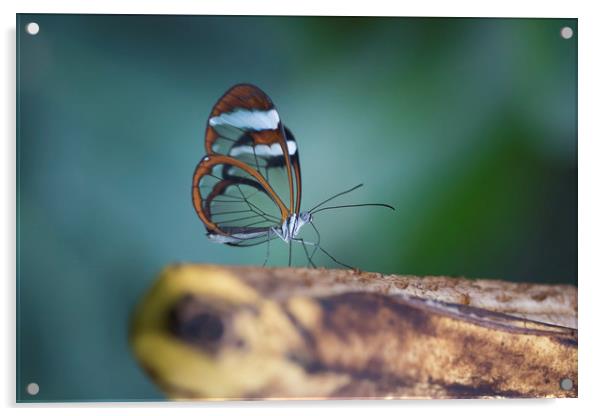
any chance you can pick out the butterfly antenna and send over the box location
[311,203,395,215]
[308,184,364,214]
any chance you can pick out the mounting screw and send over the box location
[26,382,40,396]
[559,378,573,391]
[560,26,573,39]
[25,22,40,35]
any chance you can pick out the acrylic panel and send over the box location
[16,14,577,402]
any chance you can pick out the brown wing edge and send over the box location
[191,154,290,237]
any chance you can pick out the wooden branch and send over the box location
[130,265,577,400]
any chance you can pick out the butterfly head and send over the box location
[293,212,313,236]
[279,212,313,242]
[299,211,312,224]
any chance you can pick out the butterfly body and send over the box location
[205,212,312,245]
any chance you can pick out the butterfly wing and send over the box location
[192,84,302,245]
[192,155,284,246]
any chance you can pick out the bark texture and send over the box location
[130,265,577,400]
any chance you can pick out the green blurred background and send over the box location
[17,15,577,401]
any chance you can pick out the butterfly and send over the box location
[192,84,393,267]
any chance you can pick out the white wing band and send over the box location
[229,140,297,157]
[209,108,280,131]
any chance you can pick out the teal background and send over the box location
[17,15,577,401]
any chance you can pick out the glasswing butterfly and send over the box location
[192,84,393,267]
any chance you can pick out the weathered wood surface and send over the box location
[130,265,577,400]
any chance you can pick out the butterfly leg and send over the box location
[262,229,272,267]
[297,226,354,270]
[315,245,353,269]
[309,222,323,263]
[292,238,317,268]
